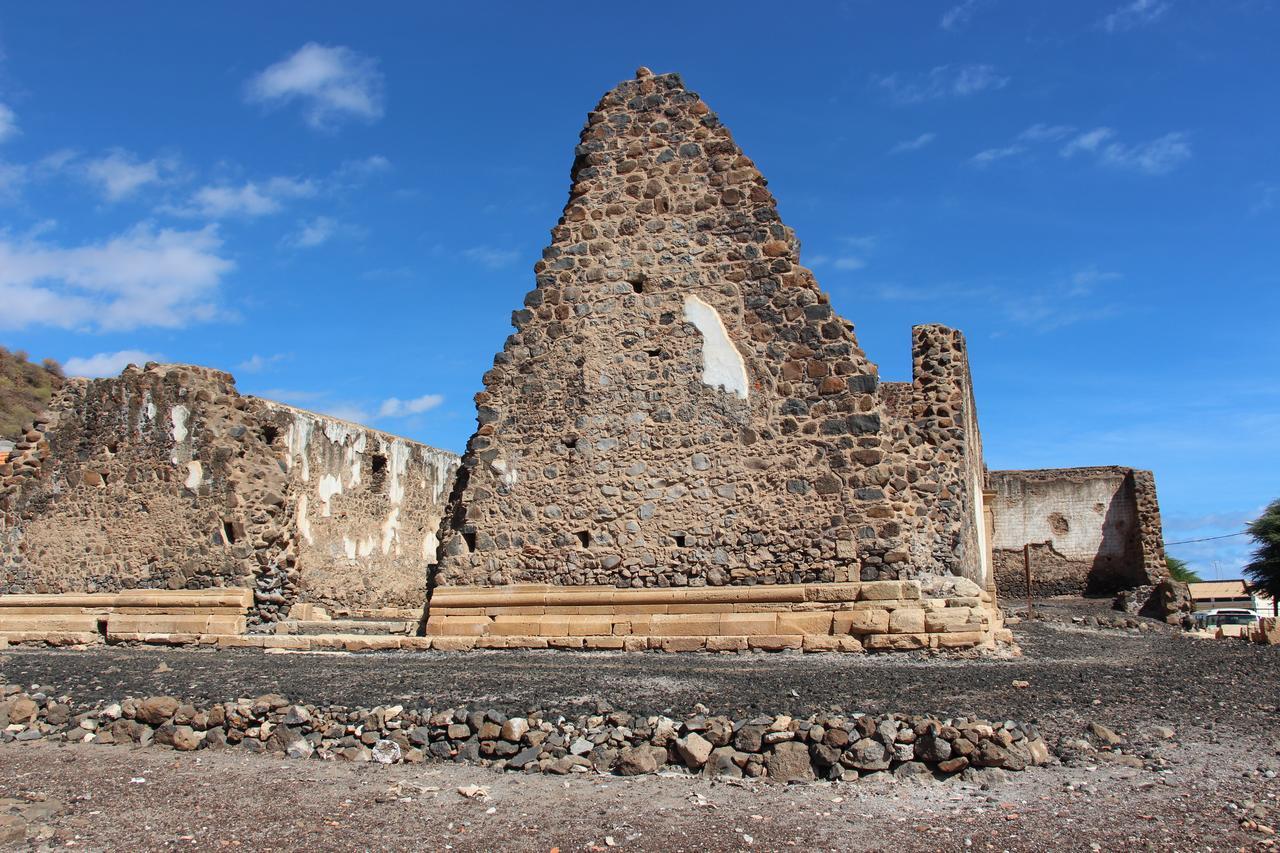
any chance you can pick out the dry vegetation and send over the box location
[0,347,63,442]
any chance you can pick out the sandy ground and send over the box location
[2,606,1278,851]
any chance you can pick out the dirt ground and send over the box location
[2,605,1278,851]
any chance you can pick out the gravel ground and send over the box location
[1,729,1275,851]
[2,610,1279,850]
[3,618,1277,742]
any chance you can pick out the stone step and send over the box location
[286,619,416,636]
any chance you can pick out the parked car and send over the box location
[1192,608,1259,636]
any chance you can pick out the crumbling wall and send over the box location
[434,69,989,592]
[264,401,456,614]
[990,467,1165,597]
[902,326,988,585]
[0,364,457,623]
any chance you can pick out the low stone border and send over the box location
[0,684,1053,783]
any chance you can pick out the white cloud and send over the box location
[83,149,177,201]
[463,246,520,269]
[64,349,166,378]
[334,154,391,181]
[167,176,316,218]
[0,103,17,143]
[320,403,374,424]
[810,236,877,272]
[1252,183,1279,215]
[378,393,444,418]
[1061,127,1191,174]
[0,160,25,202]
[874,64,1009,103]
[1060,127,1116,158]
[1068,265,1123,296]
[245,43,384,130]
[1099,132,1192,175]
[970,144,1026,167]
[1018,123,1075,143]
[237,352,289,373]
[889,132,937,154]
[940,0,986,30]
[0,222,233,331]
[1100,0,1170,33]
[284,216,338,249]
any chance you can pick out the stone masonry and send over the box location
[0,364,457,624]
[990,466,1167,598]
[433,69,990,600]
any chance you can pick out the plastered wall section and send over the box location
[0,364,458,622]
[264,401,457,614]
[989,467,1165,596]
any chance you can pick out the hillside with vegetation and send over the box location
[0,347,64,442]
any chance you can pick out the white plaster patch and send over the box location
[683,294,749,399]
[184,460,203,490]
[383,438,410,505]
[422,529,439,561]
[323,420,354,446]
[297,493,313,544]
[343,536,357,560]
[285,414,314,482]
[424,449,453,504]
[318,473,343,517]
[169,405,190,463]
[347,433,366,488]
[491,457,518,488]
[138,393,157,436]
[381,506,400,555]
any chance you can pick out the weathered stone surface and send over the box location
[430,69,991,599]
[991,467,1167,598]
[0,364,458,621]
[136,697,180,726]
[676,732,713,769]
[615,746,659,776]
[765,741,816,783]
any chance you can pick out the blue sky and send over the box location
[0,2,1276,578]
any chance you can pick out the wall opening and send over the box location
[575,530,590,548]
[371,453,388,488]
[222,520,238,545]
[462,531,476,552]
[673,533,687,548]
[261,425,279,445]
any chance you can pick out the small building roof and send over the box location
[1188,580,1248,599]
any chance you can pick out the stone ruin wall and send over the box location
[0,364,457,623]
[433,69,989,595]
[879,325,990,589]
[262,400,457,616]
[989,466,1166,598]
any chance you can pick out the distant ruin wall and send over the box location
[990,467,1166,597]
[0,364,457,622]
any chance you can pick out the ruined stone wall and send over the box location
[434,69,987,592]
[264,401,456,614]
[0,364,457,622]
[899,325,988,586]
[990,467,1166,597]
